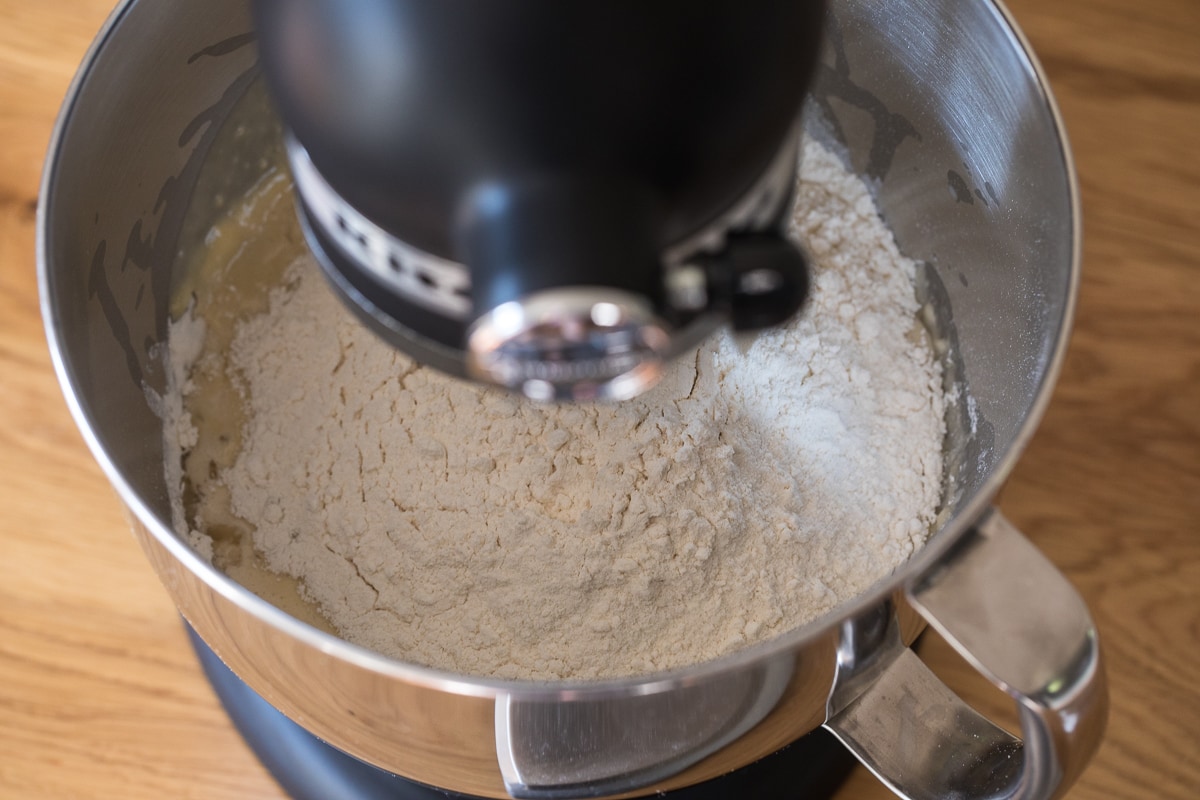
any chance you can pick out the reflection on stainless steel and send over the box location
[38,0,1101,797]
[825,512,1106,800]
[495,653,794,798]
[466,287,672,402]
[908,511,1107,798]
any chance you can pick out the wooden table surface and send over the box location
[2,1,1197,798]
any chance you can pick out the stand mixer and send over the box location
[228,6,857,794]
[251,0,827,400]
[227,4,854,795]
[39,0,1107,797]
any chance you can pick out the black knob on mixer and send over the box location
[698,233,812,332]
[251,0,827,399]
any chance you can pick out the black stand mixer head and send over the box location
[252,0,827,400]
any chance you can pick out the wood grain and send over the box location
[1,1,1196,798]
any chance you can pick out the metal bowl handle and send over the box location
[824,510,1108,799]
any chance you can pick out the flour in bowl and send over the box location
[167,137,945,680]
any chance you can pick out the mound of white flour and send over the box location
[171,138,945,680]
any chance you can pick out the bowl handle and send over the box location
[824,510,1107,799]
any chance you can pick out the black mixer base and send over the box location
[187,625,857,800]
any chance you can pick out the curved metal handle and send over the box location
[824,510,1107,800]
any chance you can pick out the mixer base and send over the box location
[187,625,857,799]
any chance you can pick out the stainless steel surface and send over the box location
[829,649,1024,799]
[495,652,794,798]
[825,512,1107,799]
[37,0,1102,798]
[466,287,671,402]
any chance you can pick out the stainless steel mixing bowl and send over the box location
[39,1,1106,798]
